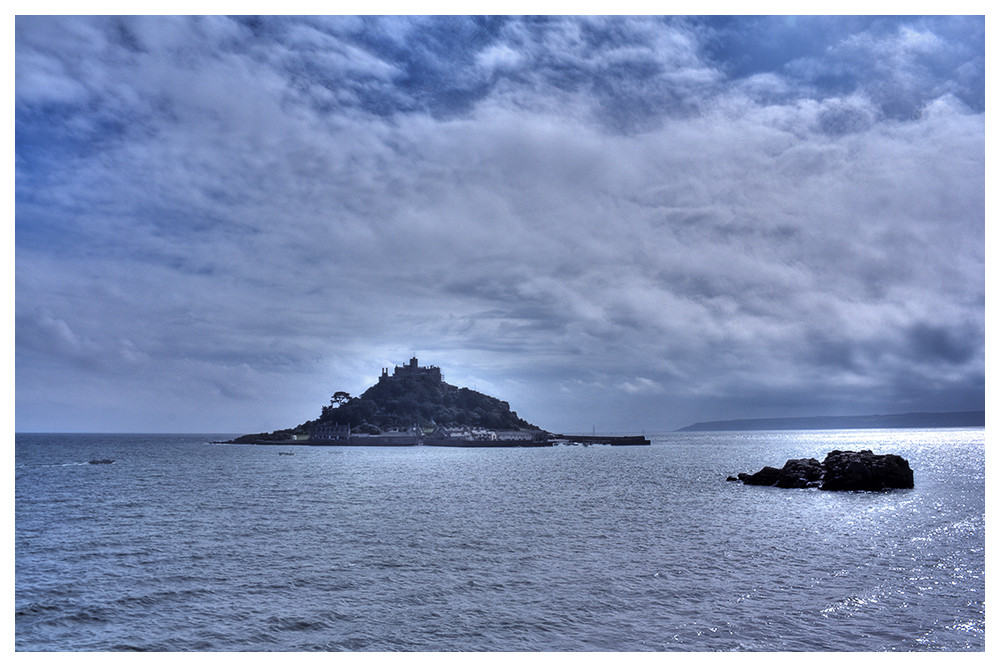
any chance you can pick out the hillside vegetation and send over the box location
[322,373,538,431]
[230,369,539,443]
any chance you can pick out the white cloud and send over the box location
[620,378,665,395]
[476,44,523,74]
[15,16,984,432]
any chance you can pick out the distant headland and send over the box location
[677,411,984,432]
[225,357,649,447]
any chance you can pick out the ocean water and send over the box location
[15,429,984,651]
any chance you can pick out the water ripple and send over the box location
[15,430,985,651]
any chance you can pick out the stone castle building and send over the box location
[379,357,443,383]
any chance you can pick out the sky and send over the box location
[14,14,986,434]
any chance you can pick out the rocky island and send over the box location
[225,357,649,448]
[729,449,914,491]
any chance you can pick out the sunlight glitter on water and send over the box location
[15,429,985,651]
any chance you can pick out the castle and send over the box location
[379,357,443,383]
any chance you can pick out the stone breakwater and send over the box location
[729,449,914,491]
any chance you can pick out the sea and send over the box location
[14,428,985,652]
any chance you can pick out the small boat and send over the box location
[278,452,295,456]
[88,459,114,465]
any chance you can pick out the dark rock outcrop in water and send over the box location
[776,457,824,488]
[732,450,913,491]
[820,450,914,491]
[737,466,781,486]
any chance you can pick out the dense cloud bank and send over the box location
[16,16,984,432]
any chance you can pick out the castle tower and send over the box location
[388,357,441,382]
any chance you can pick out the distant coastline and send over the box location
[676,411,985,432]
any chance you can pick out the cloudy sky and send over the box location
[15,14,985,433]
